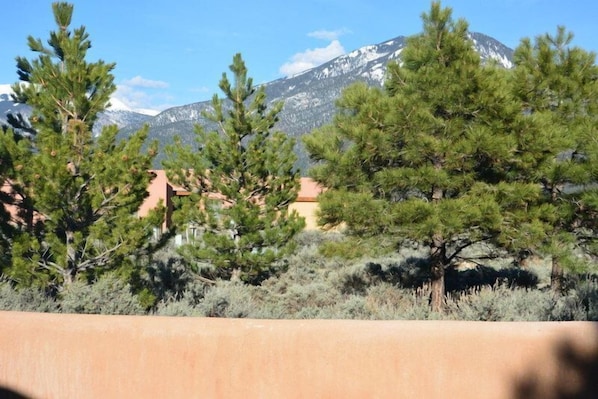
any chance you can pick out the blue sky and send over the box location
[1,1,597,114]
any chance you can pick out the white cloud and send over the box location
[279,39,346,77]
[121,75,169,89]
[307,28,351,41]
[0,84,14,96]
[111,77,174,115]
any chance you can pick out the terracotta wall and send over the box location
[0,311,597,399]
[289,201,319,230]
[139,173,325,232]
[138,170,174,230]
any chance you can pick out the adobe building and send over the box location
[289,176,323,230]
[138,170,324,232]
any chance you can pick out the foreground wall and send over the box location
[0,312,597,399]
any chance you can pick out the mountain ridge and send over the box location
[1,32,514,172]
[121,32,514,171]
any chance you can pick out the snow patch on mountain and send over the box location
[361,62,387,82]
[0,84,15,103]
[469,32,514,68]
[0,84,152,136]
[108,97,159,116]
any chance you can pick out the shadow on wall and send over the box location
[0,386,30,399]
[513,325,598,399]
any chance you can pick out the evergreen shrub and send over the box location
[197,281,257,318]
[60,273,144,315]
[0,281,58,312]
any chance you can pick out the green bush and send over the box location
[133,243,196,305]
[576,277,598,320]
[318,235,395,260]
[152,278,208,316]
[292,230,341,248]
[334,295,371,319]
[3,230,592,321]
[197,281,257,318]
[153,296,203,317]
[60,273,145,315]
[549,276,598,321]
[364,283,435,320]
[446,285,554,321]
[0,281,58,312]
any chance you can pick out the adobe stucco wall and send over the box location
[289,201,319,230]
[0,312,596,399]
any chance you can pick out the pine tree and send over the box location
[164,53,304,283]
[12,2,115,135]
[304,2,549,311]
[0,129,18,267]
[2,2,164,290]
[511,27,598,291]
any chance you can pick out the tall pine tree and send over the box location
[164,53,304,283]
[2,2,164,290]
[304,2,550,311]
[0,129,19,267]
[512,27,598,291]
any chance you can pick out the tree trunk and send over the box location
[429,166,446,311]
[62,269,75,287]
[65,229,77,286]
[550,257,564,293]
[430,233,446,312]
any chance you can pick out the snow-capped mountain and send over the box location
[94,107,152,136]
[0,84,152,136]
[0,84,14,101]
[2,32,514,171]
[119,32,514,170]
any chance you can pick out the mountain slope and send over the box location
[126,32,513,171]
[0,85,152,136]
[1,32,514,172]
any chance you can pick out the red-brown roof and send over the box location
[297,177,323,202]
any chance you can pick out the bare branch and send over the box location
[74,241,124,272]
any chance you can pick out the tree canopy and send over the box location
[0,2,164,291]
[511,26,598,290]
[164,53,304,283]
[304,1,564,310]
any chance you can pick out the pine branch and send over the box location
[93,183,131,218]
[74,241,124,272]
[73,173,95,203]
[446,236,491,265]
[37,257,64,275]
